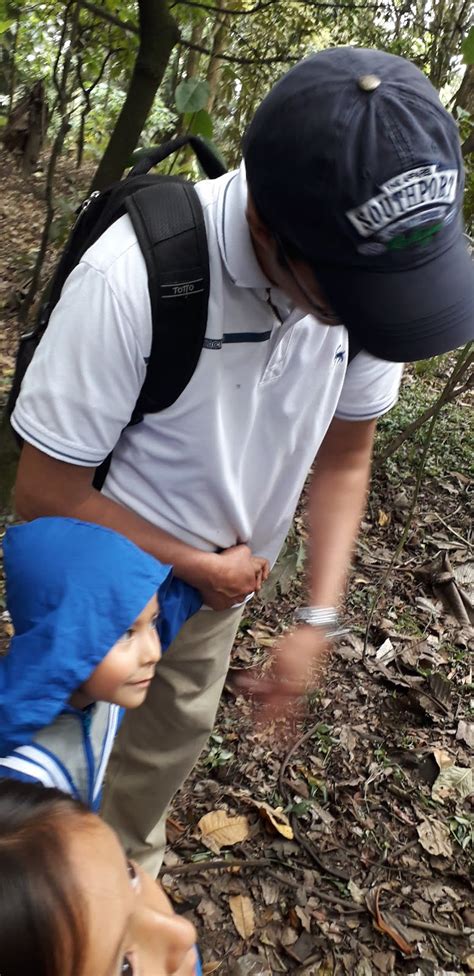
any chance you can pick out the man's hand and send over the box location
[235,624,329,722]
[199,544,270,610]
[14,447,269,609]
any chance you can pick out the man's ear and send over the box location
[245,192,275,253]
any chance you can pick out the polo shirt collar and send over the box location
[217,163,272,290]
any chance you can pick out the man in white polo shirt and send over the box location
[12,47,474,876]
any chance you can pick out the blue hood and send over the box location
[1,518,201,754]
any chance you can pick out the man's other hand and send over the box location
[200,544,269,610]
[235,624,329,723]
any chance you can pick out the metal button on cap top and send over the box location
[358,74,381,91]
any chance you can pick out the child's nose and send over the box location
[140,628,161,665]
[134,909,197,973]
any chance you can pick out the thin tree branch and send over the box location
[174,0,378,11]
[77,46,118,99]
[180,38,295,63]
[81,0,138,33]
[375,348,473,465]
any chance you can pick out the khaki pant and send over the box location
[101,605,243,877]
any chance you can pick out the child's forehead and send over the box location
[144,592,159,613]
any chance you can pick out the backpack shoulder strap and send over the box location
[92,178,211,492]
[126,180,209,420]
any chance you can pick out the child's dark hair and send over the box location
[0,778,91,976]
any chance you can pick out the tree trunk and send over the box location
[19,2,81,324]
[185,22,204,80]
[91,0,180,191]
[174,23,204,139]
[206,18,229,114]
[76,103,87,168]
[453,64,474,156]
[7,6,20,115]
[4,80,49,176]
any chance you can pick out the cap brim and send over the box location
[319,235,474,362]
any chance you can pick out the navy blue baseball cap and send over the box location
[243,47,474,362]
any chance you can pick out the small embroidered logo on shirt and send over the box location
[334,345,345,364]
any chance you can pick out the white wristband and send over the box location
[294,606,339,627]
[293,606,348,639]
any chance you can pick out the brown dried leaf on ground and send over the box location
[418,551,474,625]
[365,887,416,956]
[417,817,453,857]
[229,955,271,976]
[456,719,474,748]
[348,880,366,905]
[229,894,255,940]
[431,762,473,803]
[254,801,294,840]
[198,810,250,853]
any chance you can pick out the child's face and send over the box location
[68,815,197,976]
[70,594,161,710]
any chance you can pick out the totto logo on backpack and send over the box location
[6,135,227,489]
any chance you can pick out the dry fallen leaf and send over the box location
[375,638,396,663]
[366,886,415,956]
[431,764,473,804]
[355,959,374,976]
[348,879,366,905]
[338,724,357,757]
[433,747,453,769]
[456,720,474,750]
[417,818,453,858]
[294,904,311,932]
[198,810,250,853]
[256,801,294,840]
[229,894,255,940]
[411,971,462,976]
[378,509,390,527]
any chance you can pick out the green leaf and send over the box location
[175,78,210,114]
[184,108,213,139]
[0,18,15,34]
[461,26,474,64]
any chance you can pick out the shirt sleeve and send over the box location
[334,350,404,422]
[11,260,150,466]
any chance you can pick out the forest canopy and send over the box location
[0,0,472,211]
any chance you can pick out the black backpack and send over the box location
[6,135,226,488]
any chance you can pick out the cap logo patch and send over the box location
[346,165,458,245]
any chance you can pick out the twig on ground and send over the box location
[278,723,350,881]
[162,856,366,913]
[278,721,322,796]
[432,513,472,549]
[161,856,287,876]
[403,918,473,938]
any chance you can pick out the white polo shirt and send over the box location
[12,167,403,567]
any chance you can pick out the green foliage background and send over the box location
[0,0,472,192]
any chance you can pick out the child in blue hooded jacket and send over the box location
[0,517,202,811]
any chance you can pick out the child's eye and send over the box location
[150,614,159,629]
[127,860,140,890]
[121,956,134,974]
[119,628,134,642]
